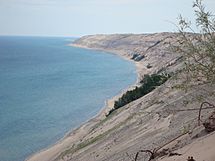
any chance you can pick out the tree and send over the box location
[173,0,215,89]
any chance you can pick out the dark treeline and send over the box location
[106,73,170,117]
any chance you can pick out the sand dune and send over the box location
[27,33,215,161]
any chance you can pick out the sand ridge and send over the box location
[26,33,215,161]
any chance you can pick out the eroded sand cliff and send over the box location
[27,33,215,161]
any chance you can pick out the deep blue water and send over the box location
[0,36,136,161]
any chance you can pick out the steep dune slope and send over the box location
[72,33,182,78]
[27,33,215,161]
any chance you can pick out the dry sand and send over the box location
[158,131,215,161]
[26,38,144,161]
[26,33,215,161]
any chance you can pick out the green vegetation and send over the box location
[173,0,215,89]
[57,117,132,159]
[106,73,170,116]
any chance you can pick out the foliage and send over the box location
[172,0,215,88]
[106,74,170,116]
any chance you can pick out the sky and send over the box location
[0,0,214,37]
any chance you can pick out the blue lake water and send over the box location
[0,36,136,161]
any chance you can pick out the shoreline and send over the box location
[26,33,215,161]
[70,43,145,81]
[26,43,143,161]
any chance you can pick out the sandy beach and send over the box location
[26,41,143,161]
[26,33,215,161]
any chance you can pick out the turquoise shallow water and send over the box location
[0,36,136,161]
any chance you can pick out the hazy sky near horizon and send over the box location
[0,0,215,37]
